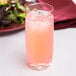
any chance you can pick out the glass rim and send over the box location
[26,2,54,13]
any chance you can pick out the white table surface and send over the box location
[0,28,76,76]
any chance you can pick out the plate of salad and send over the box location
[0,0,30,33]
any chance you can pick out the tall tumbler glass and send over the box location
[25,3,54,70]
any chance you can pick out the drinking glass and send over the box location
[25,3,54,70]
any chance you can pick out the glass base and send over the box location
[27,63,50,71]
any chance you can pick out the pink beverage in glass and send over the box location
[25,3,54,70]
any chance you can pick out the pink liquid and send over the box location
[25,10,54,70]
